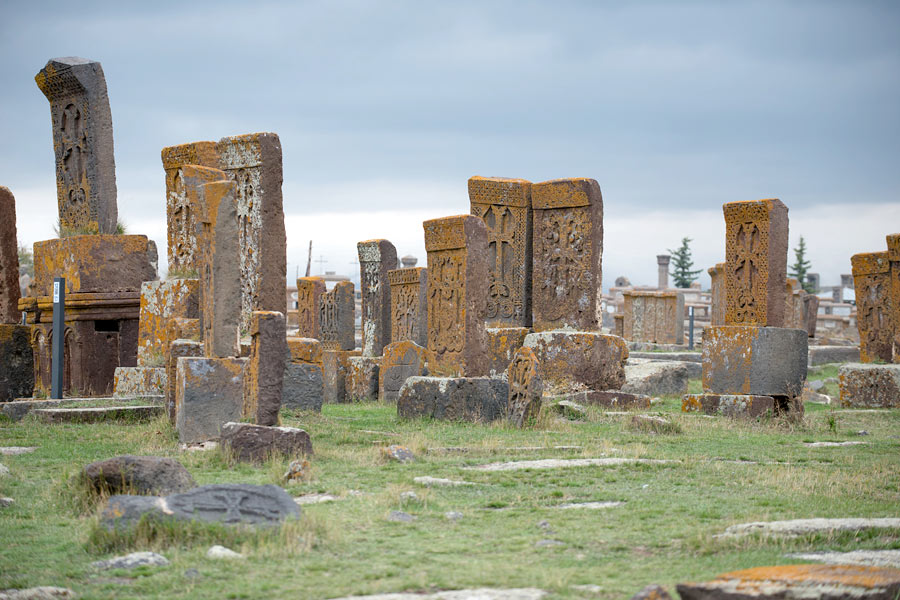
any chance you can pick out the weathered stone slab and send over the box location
[555,390,651,410]
[839,363,900,408]
[220,422,312,463]
[623,360,690,396]
[161,142,222,273]
[2,397,159,421]
[320,281,355,351]
[486,327,530,377]
[82,455,196,496]
[33,405,163,424]
[113,366,165,397]
[175,357,246,443]
[808,345,860,366]
[0,325,33,402]
[464,457,670,472]
[91,551,170,570]
[397,376,507,423]
[358,239,397,356]
[523,330,627,392]
[136,279,199,364]
[217,133,286,332]
[682,394,776,418]
[388,266,427,347]
[379,341,429,403]
[282,362,323,412]
[295,277,325,339]
[723,198,789,327]
[852,251,893,363]
[327,589,546,600]
[243,311,286,426]
[347,356,380,401]
[677,564,900,600]
[468,176,533,327]
[531,178,603,332]
[787,550,900,569]
[100,483,299,530]
[623,291,684,345]
[165,339,201,423]
[35,57,117,234]
[286,337,323,365]
[613,313,624,337]
[708,262,726,327]
[888,234,900,362]
[323,349,361,403]
[423,215,490,376]
[199,180,240,358]
[702,326,807,397]
[506,347,542,427]
[719,518,900,538]
[0,187,21,324]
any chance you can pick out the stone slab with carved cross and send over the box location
[623,290,684,345]
[388,267,427,348]
[358,239,397,357]
[852,251,893,363]
[319,281,355,351]
[506,346,542,428]
[379,340,430,404]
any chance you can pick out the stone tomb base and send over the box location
[682,394,778,418]
[839,363,900,408]
[486,327,530,377]
[0,325,34,402]
[523,330,627,393]
[175,357,247,444]
[323,349,361,403]
[379,341,429,403]
[347,356,381,401]
[113,366,165,397]
[554,390,651,410]
[283,362,324,412]
[398,376,507,423]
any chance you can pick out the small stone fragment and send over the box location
[293,493,338,505]
[413,476,475,487]
[382,445,415,463]
[630,415,680,434]
[0,464,8,476]
[81,455,196,496]
[388,510,415,522]
[206,545,244,560]
[91,551,170,570]
[0,497,13,508]
[445,511,463,521]
[400,491,419,501]
[0,447,36,456]
[629,584,672,600]
[283,459,311,482]
[0,587,76,599]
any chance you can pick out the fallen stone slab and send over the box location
[382,445,415,463]
[220,422,313,463]
[0,447,36,456]
[839,363,900,408]
[82,455,196,496]
[294,493,339,505]
[388,510,415,522]
[100,483,300,530]
[717,518,900,538]
[413,476,475,487]
[464,458,671,472]
[677,564,900,600]
[555,390,651,410]
[809,345,860,366]
[682,394,776,418]
[1,397,162,421]
[0,587,76,599]
[628,351,702,363]
[804,441,868,447]
[426,445,583,454]
[787,550,900,569]
[91,551,169,570]
[554,501,623,510]
[32,405,163,424]
[328,589,546,600]
[623,360,690,396]
[629,357,701,379]
[397,376,507,423]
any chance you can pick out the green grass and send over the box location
[1,383,899,599]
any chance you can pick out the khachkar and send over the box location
[388,267,427,347]
[622,291,685,346]
[35,57,118,235]
[296,277,325,339]
[839,236,900,408]
[683,199,808,418]
[357,239,397,356]
[0,187,34,401]
[523,179,627,395]
[708,262,726,327]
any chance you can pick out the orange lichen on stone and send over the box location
[888,234,900,361]
[712,563,900,587]
[852,251,893,363]
[287,337,323,365]
[296,277,325,339]
[486,327,529,376]
[137,279,199,365]
[379,340,430,403]
[243,310,286,426]
[531,178,594,209]
[523,330,627,393]
[389,266,428,347]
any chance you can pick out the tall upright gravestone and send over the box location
[358,239,397,356]
[296,277,325,339]
[35,57,117,234]
[0,187,21,324]
[388,267,427,347]
[319,281,355,351]
[0,187,34,401]
[851,251,892,364]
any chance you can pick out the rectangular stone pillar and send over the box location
[199,180,241,358]
[708,262,726,327]
[296,277,325,339]
[217,133,286,332]
[166,339,202,424]
[851,251,893,363]
[388,267,427,347]
[357,239,397,356]
[284,337,323,411]
[468,176,532,327]
[0,187,21,324]
[243,311,287,426]
[723,199,789,327]
[35,57,118,234]
[657,255,671,290]
[531,178,603,332]
[888,234,900,362]
[319,281,355,351]
[423,215,490,377]
[623,291,684,345]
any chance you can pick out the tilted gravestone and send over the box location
[506,346,542,428]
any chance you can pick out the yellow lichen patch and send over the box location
[714,564,900,587]
[287,338,323,365]
[33,235,155,296]
[531,178,595,209]
[851,251,890,275]
[486,327,529,374]
[137,279,199,366]
[701,326,758,394]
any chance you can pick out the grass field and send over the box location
[1,371,898,599]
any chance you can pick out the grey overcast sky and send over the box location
[2,0,899,289]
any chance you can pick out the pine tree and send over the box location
[789,236,814,293]
[668,237,702,288]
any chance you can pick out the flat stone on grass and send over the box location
[32,405,164,424]
[413,476,475,487]
[91,551,169,570]
[0,447,36,456]
[0,587,76,599]
[717,518,900,538]
[388,510,415,523]
[464,458,671,472]
[82,455,196,496]
[554,501,624,510]
[220,422,313,463]
[804,441,868,447]
[327,589,546,600]
[294,493,339,505]
[206,545,244,560]
[787,550,900,569]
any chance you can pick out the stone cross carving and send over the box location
[296,277,325,339]
[506,346,542,428]
[388,267,427,347]
[319,281,355,351]
[357,239,397,357]
[851,251,893,363]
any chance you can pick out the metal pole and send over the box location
[51,277,65,399]
[688,306,695,350]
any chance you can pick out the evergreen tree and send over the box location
[668,237,702,288]
[789,236,814,293]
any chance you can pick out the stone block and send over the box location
[708,262,726,327]
[379,340,429,403]
[839,363,900,408]
[486,327,529,377]
[220,422,313,463]
[286,337,323,365]
[82,455,196,496]
[282,362,323,411]
[808,345,860,366]
[613,313,624,337]
[424,214,490,376]
[167,317,200,342]
[556,390,651,410]
[165,339,202,424]
[358,239,397,356]
[295,277,325,339]
[136,279,199,365]
[531,178,603,332]
[623,291,684,345]
[113,366,165,397]
[622,360,690,396]
[468,176,533,327]
[723,198,789,327]
[319,280,355,351]
[0,325,33,401]
[388,266,427,347]
[36,57,118,234]
[0,187,21,324]
[888,233,900,361]
[243,311,286,426]
[323,349,360,403]
[397,376,507,423]
[175,357,247,444]
[34,405,163,424]
[682,394,776,418]
[702,326,808,397]
[347,356,380,401]
[852,251,893,363]
[506,347,542,427]
[32,235,157,296]
[523,330,627,392]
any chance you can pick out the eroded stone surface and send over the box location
[379,341,429,404]
[0,187,21,324]
[623,291,684,345]
[296,277,325,339]
[486,327,530,377]
[787,550,900,569]
[839,363,900,408]
[243,311,286,425]
[388,267,427,347]
[91,551,169,570]
[506,347,542,427]
[358,239,397,357]
[113,366,165,397]
[682,394,776,418]
[397,376,506,423]
[524,330,627,392]
[702,326,807,397]
[852,251,893,363]
[82,455,196,496]
[0,325,33,402]
[323,349,361,403]
[175,356,247,443]
[414,476,475,487]
[320,281,355,351]
[137,279,199,364]
[555,390,651,410]
[221,422,312,463]
[717,518,900,538]
[166,340,202,423]
[623,360,689,396]
[464,458,670,472]
[347,356,380,401]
